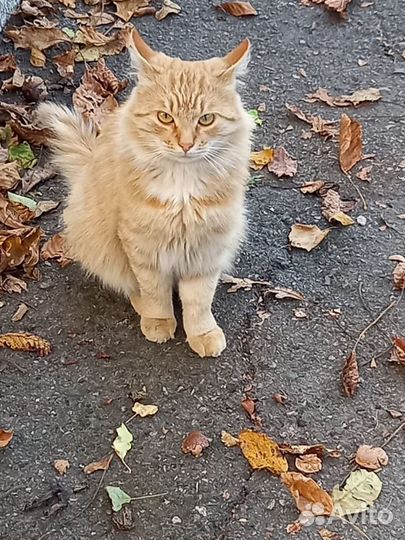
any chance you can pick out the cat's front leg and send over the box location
[129,267,176,344]
[179,273,226,358]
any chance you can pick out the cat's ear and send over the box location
[126,28,157,77]
[220,39,251,82]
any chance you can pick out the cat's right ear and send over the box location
[125,28,157,78]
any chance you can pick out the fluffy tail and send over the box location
[37,102,97,180]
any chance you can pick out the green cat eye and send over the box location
[198,113,215,126]
[157,111,174,124]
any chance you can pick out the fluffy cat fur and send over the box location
[37,29,254,357]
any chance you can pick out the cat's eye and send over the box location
[198,113,215,126]
[157,111,174,124]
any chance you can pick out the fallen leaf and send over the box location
[342,351,359,397]
[249,148,274,170]
[356,165,372,182]
[106,486,132,512]
[41,233,73,267]
[113,0,156,22]
[287,104,338,138]
[332,469,382,516]
[321,189,355,225]
[319,529,340,539]
[239,430,288,475]
[8,142,37,169]
[52,49,77,78]
[132,402,158,417]
[22,163,56,193]
[0,332,51,356]
[306,88,382,107]
[390,336,405,365]
[0,54,17,73]
[84,454,113,474]
[0,162,21,191]
[339,113,363,173]
[354,445,388,470]
[281,472,333,515]
[217,1,257,16]
[181,431,210,457]
[155,0,181,20]
[221,430,240,447]
[286,521,303,535]
[280,444,341,458]
[220,273,304,300]
[268,147,297,178]
[0,429,14,448]
[112,423,133,466]
[295,453,322,474]
[11,303,29,322]
[289,224,330,252]
[54,459,70,475]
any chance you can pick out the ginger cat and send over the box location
[38,29,254,357]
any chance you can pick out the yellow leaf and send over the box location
[249,148,274,170]
[0,332,51,356]
[239,430,288,475]
[132,402,158,417]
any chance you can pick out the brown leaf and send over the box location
[295,453,323,474]
[267,147,297,178]
[306,88,382,107]
[390,336,405,365]
[54,459,70,475]
[181,431,210,457]
[239,430,288,475]
[321,189,355,225]
[52,49,77,78]
[0,429,14,448]
[217,1,257,16]
[113,0,156,22]
[354,445,388,470]
[287,104,338,138]
[342,351,359,396]
[11,303,29,322]
[221,430,240,447]
[6,26,70,51]
[281,472,334,515]
[22,163,56,193]
[280,443,341,458]
[41,233,73,267]
[0,332,51,356]
[356,166,372,182]
[155,0,181,20]
[0,162,21,191]
[339,113,363,173]
[0,54,17,73]
[84,454,113,474]
[289,224,330,252]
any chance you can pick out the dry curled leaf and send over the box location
[321,190,355,226]
[281,472,334,515]
[289,224,330,252]
[0,429,14,448]
[239,430,288,475]
[306,88,382,107]
[181,431,210,457]
[295,453,322,474]
[249,148,274,170]
[132,402,158,417]
[84,454,113,474]
[354,445,388,470]
[41,233,73,267]
[217,1,257,16]
[339,114,363,173]
[390,336,405,365]
[11,303,29,322]
[155,0,181,20]
[342,351,359,396]
[54,459,70,475]
[267,147,297,178]
[0,332,51,356]
[221,430,240,447]
[287,104,337,138]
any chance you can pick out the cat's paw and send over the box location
[187,327,226,358]
[141,317,177,343]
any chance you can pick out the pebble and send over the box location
[357,215,367,226]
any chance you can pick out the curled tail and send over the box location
[37,102,97,180]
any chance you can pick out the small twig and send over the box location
[344,172,367,210]
[381,420,405,449]
[352,301,396,353]
[333,515,372,540]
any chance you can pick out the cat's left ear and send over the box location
[125,28,158,78]
[220,39,251,82]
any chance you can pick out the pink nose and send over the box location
[179,142,194,153]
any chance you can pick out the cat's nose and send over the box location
[179,142,194,154]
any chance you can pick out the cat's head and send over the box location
[122,29,253,171]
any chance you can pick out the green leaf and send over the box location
[332,469,382,516]
[248,109,263,127]
[105,486,132,512]
[8,142,37,169]
[112,423,133,464]
[8,192,37,210]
